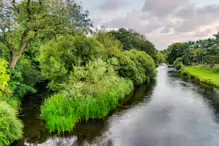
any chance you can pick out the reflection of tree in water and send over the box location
[72,119,107,146]
[168,67,219,124]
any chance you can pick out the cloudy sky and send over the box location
[77,0,219,50]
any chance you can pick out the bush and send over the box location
[173,57,184,70]
[0,101,23,146]
[9,68,36,100]
[41,59,134,133]
[0,59,10,98]
[108,50,156,85]
[96,32,122,58]
[39,35,104,90]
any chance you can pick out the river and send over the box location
[15,64,219,146]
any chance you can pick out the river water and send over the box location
[15,65,219,146]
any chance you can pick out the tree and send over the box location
[158,52,165,64]
[108,28,158,61]
[39,35,104,90]
[0,0,92,68]
[166,43,188,64]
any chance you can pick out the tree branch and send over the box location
[26,0,31,20]
[12,0,20,14]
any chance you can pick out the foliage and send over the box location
[0,0,92,68]
[39,35,104,90]
[0,59,10,98]
[166,43,188,64]
[96,32,122,58]
[108,50,156,85]
[108,28,158,62]
[0,59,24,108]
[8,64,37,101]
[173,57,184,70]
[41,59,134,133]
[158,52,166,64]
[0,101,23,146]
[165,33,219,66]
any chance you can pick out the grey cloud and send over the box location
[160,26,172,33]
[98,0,219,49]
[174,4,196,19]
[143,0,189,17]
[103,11,163,33]
[159,4,219,33]
[99,0,127,11]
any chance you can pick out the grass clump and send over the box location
[41,59,134,133]
[180,65,219,88]
[0,101,23,146]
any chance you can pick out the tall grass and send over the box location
[0,101,23,146]
[41,79,133,133]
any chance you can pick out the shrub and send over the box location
[0,101,23,146]
[39,35,104,90]
[108,50,156,85]
[41,59,134,133]
[96,32,122,58]
[173,57,184,70]
[0,59,10,98]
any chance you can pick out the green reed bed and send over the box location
[41,79,133,134]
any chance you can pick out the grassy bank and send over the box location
[180,65,219,88]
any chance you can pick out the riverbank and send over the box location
[180,65,219,89]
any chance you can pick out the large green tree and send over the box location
[109,28,158,62]
[0,0,92,68]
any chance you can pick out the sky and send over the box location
[77,0,219,50]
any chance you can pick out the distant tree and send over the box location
[166,43,188,64]
[108,28,158,61]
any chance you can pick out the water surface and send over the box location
[15,65,219,146]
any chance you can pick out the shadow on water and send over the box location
[167,66,219,118]
[14,79,156,146]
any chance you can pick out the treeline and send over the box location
[163,33,219,89]
[163,33,219,66]
[0,0,157,144]
[40,34,157,133]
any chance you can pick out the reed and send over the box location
[41,79,133,133]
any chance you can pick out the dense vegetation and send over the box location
[39,34,156,132]
[0,0,158,143]
[164,33,219,88]
[0,101,23,146]
[165,33,219,66]
[0,59,23,145]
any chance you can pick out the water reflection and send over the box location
[15,65,219,146]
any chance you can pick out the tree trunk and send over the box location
[9,35,28,68]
